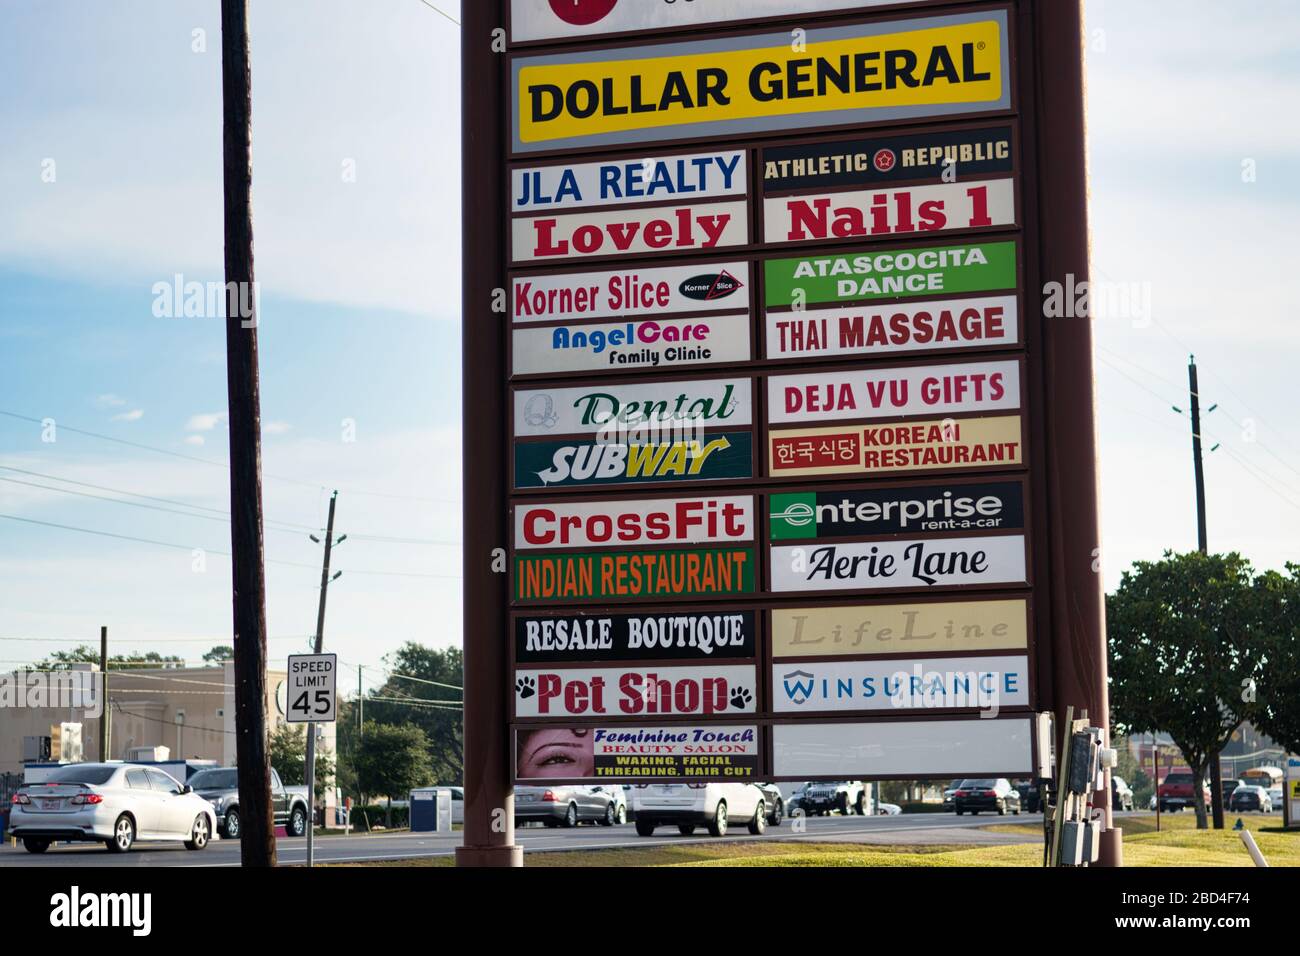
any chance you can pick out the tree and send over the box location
[203,645,234,664]
[268,722,334,791]
[362,643,463,784]
[1250,565,1300,755]
[1107,552,1266,829]
[352,721,432,820]
[34,646,184,670]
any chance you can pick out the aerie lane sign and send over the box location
[286,653,337,724]
[512,11,1010,153]
[770,534,1028,593]
[515,609,757,663]
[770,480,1025,540]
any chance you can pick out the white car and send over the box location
[632,782,768,837]
[9,763,218,854]
[1268,786,1283,811]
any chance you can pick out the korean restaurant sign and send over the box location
[515,609,758,663]
[509,0,946,44]
[515,725,760,781]
[769,598,1030,658]
[511,11,1011,153]
[513,664,758,718]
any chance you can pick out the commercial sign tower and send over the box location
[459,0,1115,866]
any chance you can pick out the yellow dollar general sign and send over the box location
[512,11,1009,153]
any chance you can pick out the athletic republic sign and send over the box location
[510,10,1011,153]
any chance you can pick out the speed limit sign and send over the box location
[286,653,338,723]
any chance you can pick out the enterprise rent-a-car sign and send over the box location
[481,0,1092,787]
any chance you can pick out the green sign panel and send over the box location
[764,240,1018,308]
[515,547,756,602]
[770,493,818,541]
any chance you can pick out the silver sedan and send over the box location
[8,763,218,854]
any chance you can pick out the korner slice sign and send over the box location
[768,360,1021,426]
[770,534,1028,593]
[766,180,1016,246]
[512,200,748,264]
[769,480,1025,540]
[772,717,1033,777]
[514,378,751,438]
[765,294,1019,362]
[513,664,758,719]
[512,150,746,213]
[769,415,1024,478]
[511,11,1010,153]
[773,655,1030,713]
[515,725,760,781]
[510,0,944,44]
[515,495,755,550]
[513,261,749,325]
[770,598,1030,658]
[515,609,757,663]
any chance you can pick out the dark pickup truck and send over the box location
[188,767,310,838]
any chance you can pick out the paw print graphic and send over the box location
[516,676,536,699]
[729,687,753,710]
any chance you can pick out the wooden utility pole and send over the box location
[220,0,276,868]
[98,626,110,761]
[305,490,340,868]
[1189,356,1227,830]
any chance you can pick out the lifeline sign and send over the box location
[511,11,1010,152]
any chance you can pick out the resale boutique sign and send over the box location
[511,11,1011,153]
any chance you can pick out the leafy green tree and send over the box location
[362,643,463,784]
[203,645,234,664]
[1250,565,1300,755]
[352,721,433,820]
[269,722,334,791]
[1107,552,1266,829]
[34,646,184,670]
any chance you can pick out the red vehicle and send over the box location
[1157,771,1211,812]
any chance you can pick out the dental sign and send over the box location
[510,11,1011,153]
[485,0,1069,786]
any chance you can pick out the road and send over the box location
[0,811,1062,867]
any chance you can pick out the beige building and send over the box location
[1,663,336,809]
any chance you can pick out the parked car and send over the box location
[1228,784,1273,813]
[753,783,785,826]
[448,786,464,824]
[593,784,627,825]
[1111,775,1135,812]
[800,780,868,816]
[9,763,217,854]
[632,783,768,837]
[514,785,620,827]
[875,802,902,816]
[954,778,1020,816]
[189,766,310,838]
[1157,771,1210,812]
[1216,779,1242,804]
[1268,785,1284,810]
[1014,780,1042,813]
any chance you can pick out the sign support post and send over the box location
[457,0,522,868]
[1027,0,1121,865]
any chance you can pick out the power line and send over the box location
[414,0,459,26]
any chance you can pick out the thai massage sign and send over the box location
[513,377,754,489]
[510,10,1011,153]
[513,663,758,718]
[509,1,945,44]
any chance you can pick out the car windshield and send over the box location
[964,779,996,787]
[189,769,238,790]
[39,765,117,785]
[1165,773,1192,785]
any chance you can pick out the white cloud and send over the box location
[185,412,227,432]
[111,409,144,422]
[95,394,127,408]
[264,421,292,436]
[183,435,206,446]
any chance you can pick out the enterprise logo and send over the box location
[770,483,1021,540]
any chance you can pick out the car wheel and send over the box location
[748,801,767,835]
[223,808,241,839]
[971,810,980,816]
[836,793,850,816]
[769,800,784,827]
[707,801,729,837]
[22,837,51,854]
[288,806,307,837]
[997,800,1006,816]
[855,792,867,816]
[108,814,135,853]
[616,804,627,825]
[603,802,617,827]
[677,824,696,835]
[956,808,964,816]
[185,814,211,851]
[635,818,656,837]
[563,803,578,828]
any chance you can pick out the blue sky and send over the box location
[1,0,1298,679]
